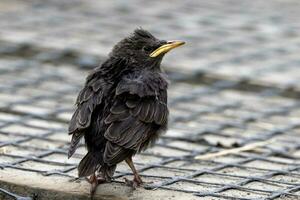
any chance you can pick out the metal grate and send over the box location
[0,57,300,200]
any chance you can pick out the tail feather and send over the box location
[100,164,117,181]
[78,151,100,177]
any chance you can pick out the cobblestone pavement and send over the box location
[1,0,300,89]
[0,57,300,199]
[0,0,300,200]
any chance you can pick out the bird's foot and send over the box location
[86,174,106,184]
[124,174,143,189]
[87,174,106,200]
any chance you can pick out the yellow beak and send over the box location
[150,40,185,58]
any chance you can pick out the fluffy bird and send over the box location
[68,29,184,197]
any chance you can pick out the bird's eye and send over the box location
[143,46,152,52]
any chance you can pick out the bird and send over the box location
[68,28,185,198]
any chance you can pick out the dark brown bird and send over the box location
[68,29,184,197]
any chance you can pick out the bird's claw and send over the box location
[86,175,106,184]
[87,174,106,200]
[90,180,98,199]
[124,176,143,189]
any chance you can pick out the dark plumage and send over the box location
[68,28,184,197]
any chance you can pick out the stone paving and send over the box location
[0,57,300,199]
[0,0,300,200]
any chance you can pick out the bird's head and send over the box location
[109,28,185,69]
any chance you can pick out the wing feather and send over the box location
[103,71,168,165]
[68,73,109,157]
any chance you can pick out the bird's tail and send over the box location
[78,151,101,177]
[99,164,117,181]
[78,151,117,180]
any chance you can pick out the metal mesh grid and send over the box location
[0,57,300,200]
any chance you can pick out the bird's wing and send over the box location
[68,71,109,158]
[103,71,168,165]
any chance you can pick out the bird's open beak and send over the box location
[150,40,185,58]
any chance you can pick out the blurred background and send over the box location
[1,0,300,85]
[1,1,300,200]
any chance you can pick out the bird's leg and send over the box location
[124,157,143,188]
[89,173,98,199]
[86,173,106,200]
